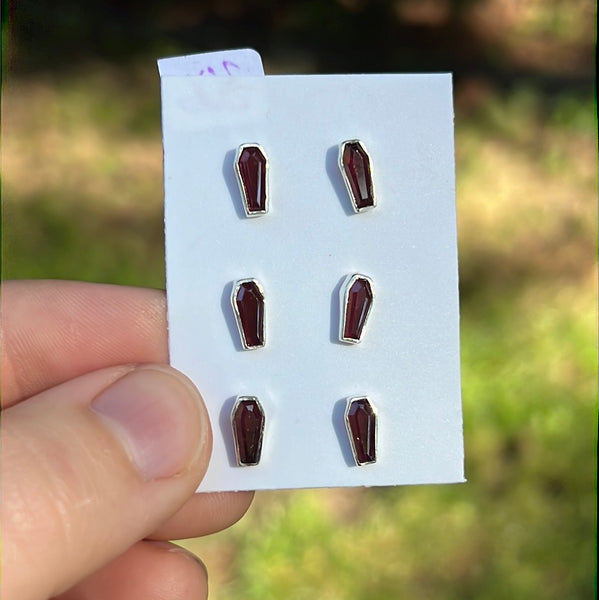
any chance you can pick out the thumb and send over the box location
[1,365,211,600]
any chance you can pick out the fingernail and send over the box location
[91,367,208,481]
[148,541,209,578]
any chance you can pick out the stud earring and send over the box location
[232,396,265,466]
[345,396,377,465]
[339,274,374,344]
[235,143,269,217]
[339,140,375,212]
[231,278,265,349]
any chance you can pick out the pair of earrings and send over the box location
[232,395,377,467]
[235,139,376,216]
[231,273,374,350]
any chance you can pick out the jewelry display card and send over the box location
[160,53,464,492]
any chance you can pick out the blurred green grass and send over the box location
[2,60,597,600]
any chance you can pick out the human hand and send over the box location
[1,280,253,600]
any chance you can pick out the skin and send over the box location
[1,280,254,600]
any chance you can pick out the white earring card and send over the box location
[160,50,464,492]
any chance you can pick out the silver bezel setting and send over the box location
[344,396,378,466]
[339,273,375,344]
[231,278,266,350]
[234,143,269,217]
[338,139,376,213]
[231,395,265,467]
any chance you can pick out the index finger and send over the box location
[1,280,168,408]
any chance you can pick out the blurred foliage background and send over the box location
[2,0,597,598]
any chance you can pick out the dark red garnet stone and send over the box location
[237,145,267,215]
[232,397,265,466]
[234,280,265,349]
[341,141,375,211]
[343,277,373,342]
[346,397,376,465]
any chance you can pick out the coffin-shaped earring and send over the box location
[339,140,376,212]
[232,396,265,466]
[235,144,269,217]
[339,274,374,344]
[231,279,265,350]
[345,396,377,465]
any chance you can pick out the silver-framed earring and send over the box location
[345,396,377,466]
[339,273,374,344]
[231,278,266,350]
[231,396,265,466]
[235,143,269,217]
[339,140,376,212]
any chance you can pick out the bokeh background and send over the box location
[2,1,597,597]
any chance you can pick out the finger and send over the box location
[149,491,254,540]
[56,541,208,600]
[1,280,254,542]
[1,365,211,600]
[1,279,168,407]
